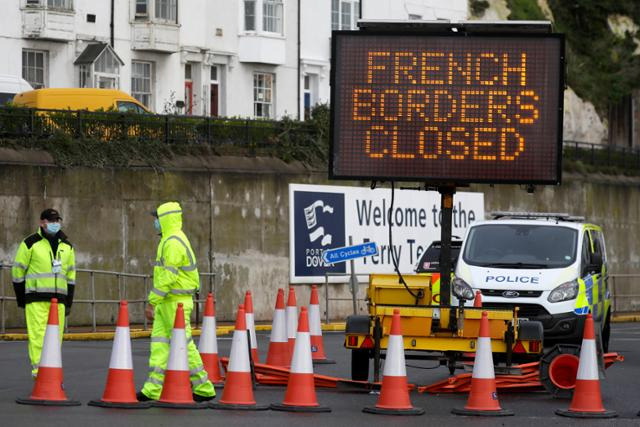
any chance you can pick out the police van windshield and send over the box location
[463,224,578,269]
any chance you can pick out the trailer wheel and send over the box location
[351,349,370,381]
[539,344,581,399]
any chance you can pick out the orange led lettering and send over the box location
[500,128,525,160]
[487,90,511,124]
[502,53,527,86]
[379,89,403,122]
[433,90,457,123]
[421,52,446,85]
[367,51,391,84]
[419,126,443,159]
[475,53,499,86]
[406,89,429,122]
[473,127,497,160]
[460,90,484,123]
[352,88,374,121]
[448,53,472,85]
[391,126,414,159]
[446,127,470,160]
[515,90,539,124]
[365,125,388,158]
[394,52,418,84]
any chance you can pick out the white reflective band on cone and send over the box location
[246,312,258,350]
[109,326,133,369]
[308,304,322,336]
[166,328,189,371]
[198,316,218,354]
[40,324,62,368]
[383,334,407,377]
[290,331,313,374]
[472,336,495,380]
[227,329,250,373]
[576,339,599,380]
[286,307,297,340]
[270,309,287,343]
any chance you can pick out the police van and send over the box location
[452,212,611,351]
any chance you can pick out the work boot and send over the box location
[192,393,215,402]
[136,391,152,402]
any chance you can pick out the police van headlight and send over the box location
[452,278,474,301]
[548,280,579,303]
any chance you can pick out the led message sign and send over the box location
[330,32,564,184]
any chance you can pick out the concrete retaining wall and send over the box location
[0,149,638,327]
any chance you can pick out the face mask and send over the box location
[154,218,161,232]
[45,222,61,235]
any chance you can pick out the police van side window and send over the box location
[580,232,591,277]
[591,231,606,263]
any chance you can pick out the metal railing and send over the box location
[562,140,640,173]
[0,264,215,333]
[322,272,368,324]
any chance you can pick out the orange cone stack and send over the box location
[89,301,149,408]
[556,314,617,418]
[244,291,259,363]
[271,307,331,412]
[363,309,423,415]
[16,298,80,406]
[452,311,513,416]
[198,293,224,384]
[286,287,298,359]
[473,291,483,307]
[266,288,290,367]
[309,285,335,364]
[211,304,269,410]
[154,303,206,409]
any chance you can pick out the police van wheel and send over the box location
[602,311,611,353]
[539,344,581,399]
[351,349,370,381]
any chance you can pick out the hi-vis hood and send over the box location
[457,263,579,291]
[157,201,183,235]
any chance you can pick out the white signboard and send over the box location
[289,183,484,283]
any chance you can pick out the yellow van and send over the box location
[12,88,150,113]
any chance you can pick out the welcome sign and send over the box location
[289,183,484,283]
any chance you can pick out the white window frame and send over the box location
[253,72,274,119]
[243,0,284,35]
[135,0,148,18]
[332,0,358,31]
[131,60,153,109]
[154,0,177,23]
[22,49,48,89]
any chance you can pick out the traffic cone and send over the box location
[271,307,331,412]
[210,304,269,410]
[556,314,617,418]
[89,301,149,408]
[154,303,207,409]
[452,311,514,416]
[286,287,298,359]
[244,291,259,363]
[309,285,334,364]
[266,288,290,367]
[363,309,424,415]
[198,293,224,384]
[473,291,482,308]
[16,298,80,406]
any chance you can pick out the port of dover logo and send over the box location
[294,191,345,277]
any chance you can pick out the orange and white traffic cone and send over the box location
[198,293,224,384]
[16,298,80,406]
[211,304,269,410]
[89,301,149,408]
[271,307,331,412]
[556,313,617,418]
[154,303,207,409]
[309,285,335,364]
[363,309,423,415]
[452,311,513,416]
[286,287,298,360]
[266,288,290,367]
[473,291,483,308]
[244,291,259,363]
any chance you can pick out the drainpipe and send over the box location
[110,0,115,48]
[297,0,301,120]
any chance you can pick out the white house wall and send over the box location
[0,0,468,117]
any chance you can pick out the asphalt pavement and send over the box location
[1,324,640,426]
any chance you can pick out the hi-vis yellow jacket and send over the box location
[149,202,200,306]
[12,229,76,307]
